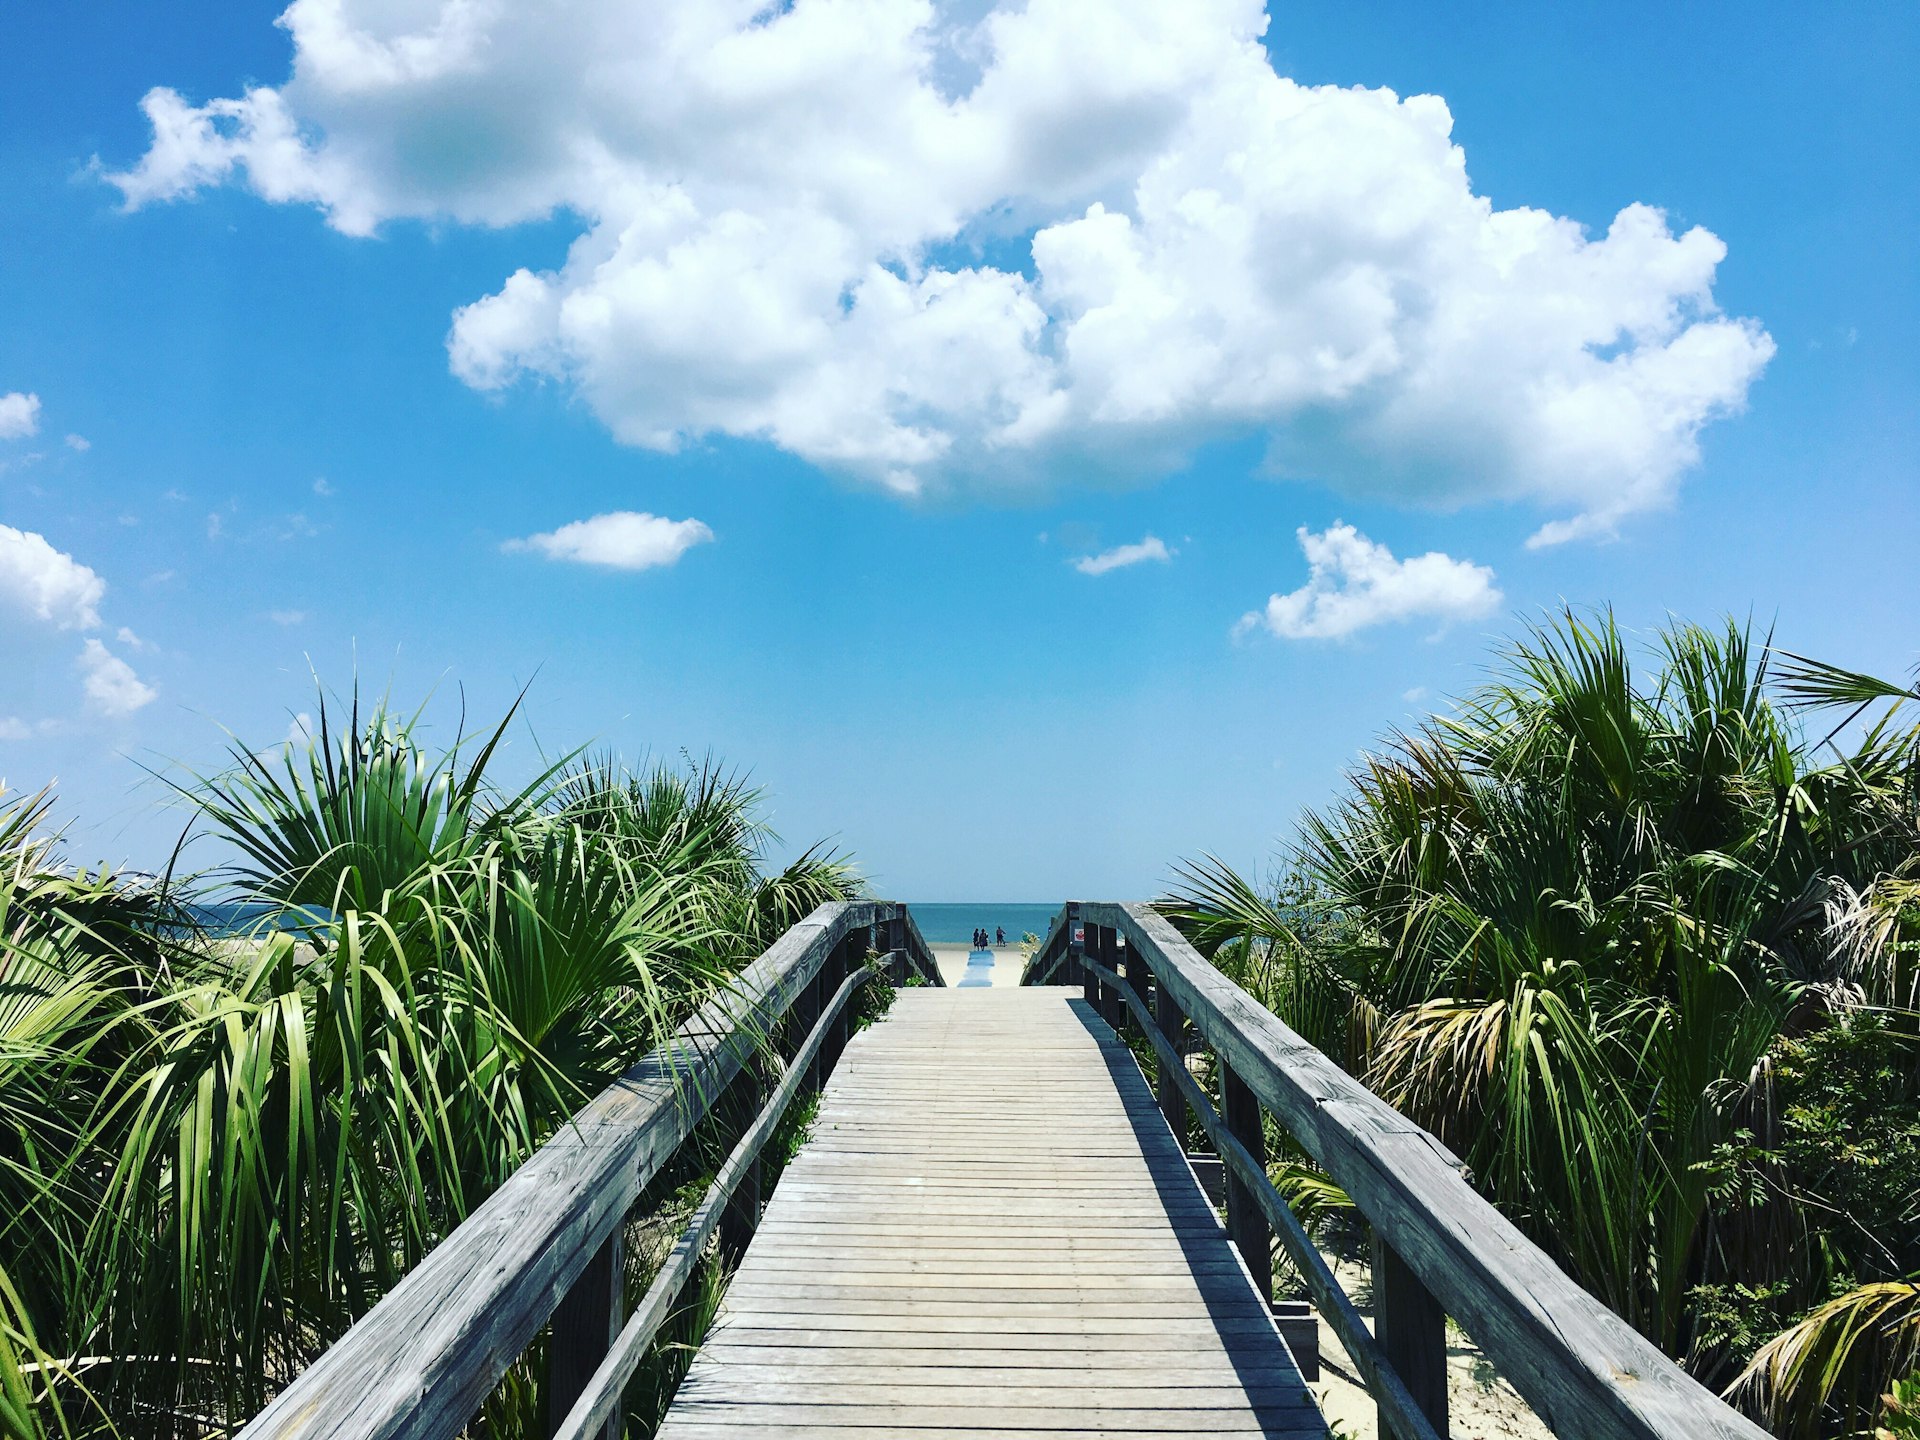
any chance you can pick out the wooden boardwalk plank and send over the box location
[655,988,1324,1439]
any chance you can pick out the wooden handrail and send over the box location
[1076,949,1442,1440]
[1037,902,1769,1440]
[232,888,1767,1440]
[1024,903,1074,985]
[236,900,939,1440]
[551,960,881,1440]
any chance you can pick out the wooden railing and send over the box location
[231,894,1771,1440]
[235,900,940,1440]
[1024,901,1772,1440]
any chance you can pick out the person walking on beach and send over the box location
[995,926,1005,947]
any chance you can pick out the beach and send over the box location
[907,902,1052,988]
[928,943,1028,987]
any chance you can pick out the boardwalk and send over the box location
[237,903,1772,1440]
[658,986,1325,1439]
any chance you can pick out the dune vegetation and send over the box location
[0,692,856,1440]
[1166,611,1920,1438]
[7,619,1916,1440]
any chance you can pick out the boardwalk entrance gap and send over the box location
[235,902,1770,1440]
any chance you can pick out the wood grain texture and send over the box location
[546,1229,622,1440]
[1156,981,1190,1153]
[1373,1236,1446,1440]
[656,988,1324,1440]
[1220,1064,1271,1307]
[234,901,928,1440]
[1081,902,1774,1440]
[1079,956,1439,1440]
[550,965,881,1440]
[240,889,1764,1440]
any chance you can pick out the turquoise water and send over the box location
[197,899,1064,948]
[906,902,1060,945]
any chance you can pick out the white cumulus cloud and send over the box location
[77,638,157,716]
[505,511,714,570]
[0,392,41,440]
[1073,535,1171,575]
[1240,523,1500,640]
[0,524,106,629]
[105,0,1771,540]
[0,526,157,716]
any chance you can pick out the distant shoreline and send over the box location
[907,901,1058,946]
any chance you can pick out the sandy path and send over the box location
[928,943,1028,987]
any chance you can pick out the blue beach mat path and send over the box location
[957,947,1000,988]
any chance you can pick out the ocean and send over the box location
[906,902,1061,945]
[195,899,1066,948]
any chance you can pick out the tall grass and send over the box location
[0,688,858,1439]
[1166,612,1920,1436]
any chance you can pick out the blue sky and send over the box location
[1,0,1914,899]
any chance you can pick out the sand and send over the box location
[928,943,1029,988]
[1305,1255,1551,1440]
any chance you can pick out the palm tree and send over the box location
[0,687,861,1438]
[1727,1281,1920,1440]
[546,751,861,960]
[1165,611,1919,1431]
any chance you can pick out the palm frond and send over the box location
[1773,652,1920,710]
[1727,1280,1920,1439]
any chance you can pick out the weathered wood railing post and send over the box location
[1374,1235,1448,1439]
[885,907,907,983]
[1041,911,1065,984]
[1068,901,1089,999]
[833,925,865,1066]
[546,1230,623,1440]
[718,1061,764,1268]
[1098,925,1115,1019]
[1041,903,1774,1440]
[1097,927,1126,1031]
[1220,1064,1272,1305]
[792,954,822,1094]
[227,901,960,1440]
[1153,965,1188,1147]
[1112,934,1134,1038]
[813,933,850,1088]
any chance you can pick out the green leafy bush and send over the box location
[0,688,859,1438]
[1165,611,1920,1435]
